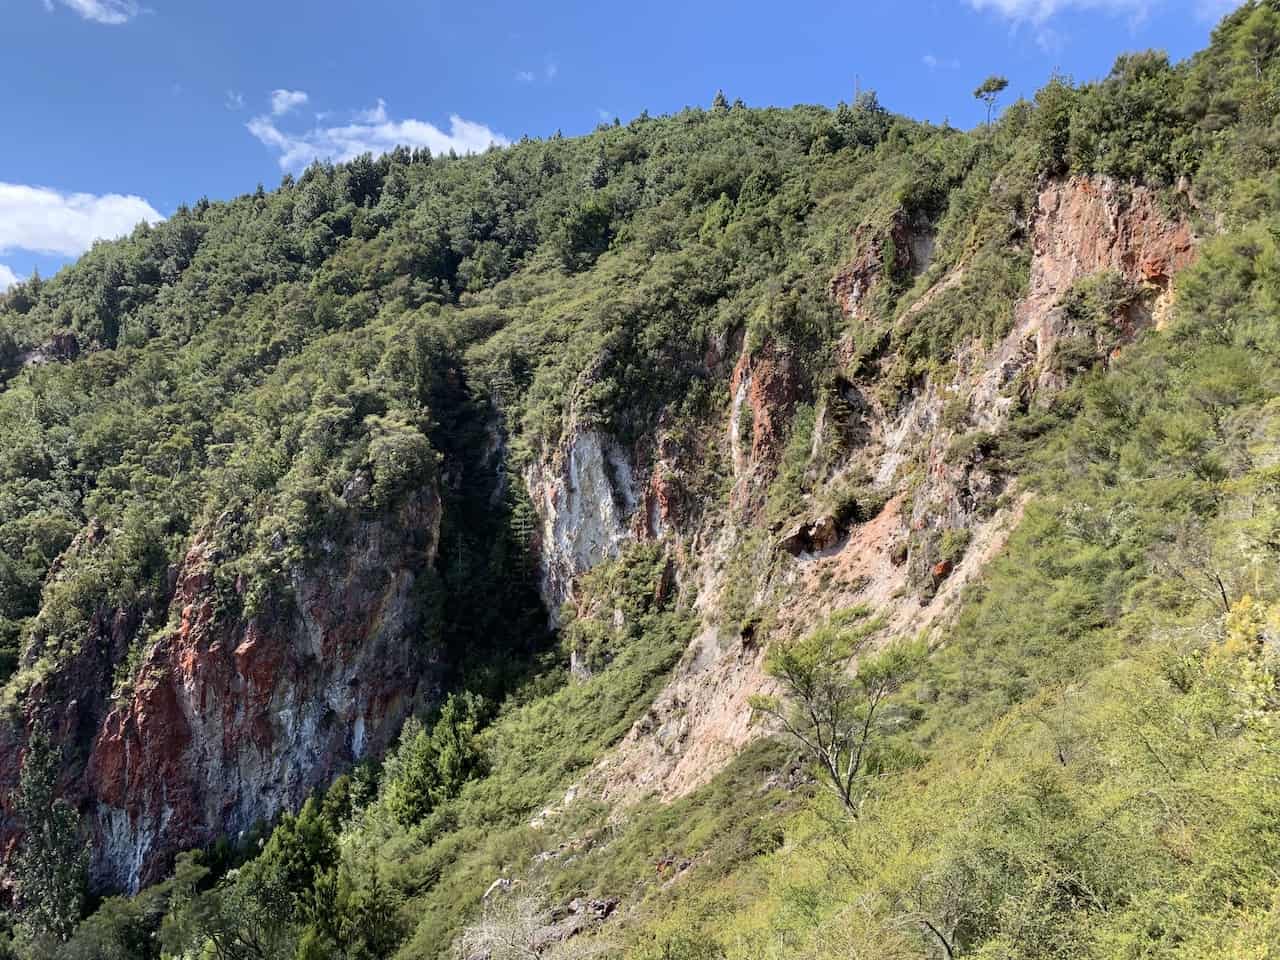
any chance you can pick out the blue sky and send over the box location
[0,0,1239,288]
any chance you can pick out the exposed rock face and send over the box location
[525,429,639,619]
[778,515,843,556]
[729,342,800,512]
[0,175,1199,897]
[582,175,1199,803]
[92,488,440,890]
[829,211,935,320]
[1,483,442,892]
[972,175,1197,412]
[19,331,81,367]
[1034,176,1194,292]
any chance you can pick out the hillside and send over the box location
[3,3,1280,958]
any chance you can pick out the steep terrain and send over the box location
[3,4,1280,959]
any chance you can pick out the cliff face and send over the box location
[525,429,639,620]
[541,175,1199,803]
[2,482,442,892]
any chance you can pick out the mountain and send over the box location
[3,4,1280,958]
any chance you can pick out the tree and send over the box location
[160,851,299,960]
[60,885,172,960]
[833,90,893,148]
[454,885,607,960]
[974,74,1009,126]
[383,692,486,826]
[750,611,923,812]
[253,796,339,921]
[712,89,730,113]
[302,868,408,960]
[1235,2,1280,79]
[9,723,88,945]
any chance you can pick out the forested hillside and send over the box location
[3,3,1280,959]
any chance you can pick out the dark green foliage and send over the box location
[58,892,166,960]
[561,542,679,674]
[1022,3,1280,203]
[383,692,487,826]
[815,91,894,153]
[553,195,614,271]
[8,725,87,947]
[253,797,341,920]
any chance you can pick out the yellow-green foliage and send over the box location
[565,143,1280,959]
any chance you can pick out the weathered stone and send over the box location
[778,515,844,556]
[524,429,639,620]
[0,483,442,893]
[830,211,935,320]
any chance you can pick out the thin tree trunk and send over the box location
[920,918,955,960]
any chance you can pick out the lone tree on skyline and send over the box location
[974,74,1009,126]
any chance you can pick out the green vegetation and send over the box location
[7,725,87,951]
[974,74,1009,126]
[3,4,1280,959]
[749,607,920,811]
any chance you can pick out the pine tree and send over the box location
[1236,3,1280,79]
[10,724,88,944]
[974,74,1009,126]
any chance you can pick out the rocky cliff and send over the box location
[529,174,1199,803]
[525,427,640,620]
[1,481,442,892]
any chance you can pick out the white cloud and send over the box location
[965,0,1247,33]
[966,0,1148,23]
[248,97,509,171]
[1195,0,1241,18]
[0,182,163,258]
[43,0,140,24]
[353,99,388,124]
[966,0,1170,49]
[922,53,961,69]
[516,59,558,85]
[0,265,20,292]
[225,90,245,110]
[270,89,309,117]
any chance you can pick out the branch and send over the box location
[919,917,955,960]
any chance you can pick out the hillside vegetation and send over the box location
[3,3,1280,959]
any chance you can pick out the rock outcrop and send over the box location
[2,482,442,892]
[0,173,1204,898]
[829,210,935,320]
[18,331,81,367]
[728,342,801,512]
[525,429,640,619]
[971,175,1196,415]
[581,175,1199,802]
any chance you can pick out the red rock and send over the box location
[1,483,444,893]
[729,341,802,516]
[830,212,934,321]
